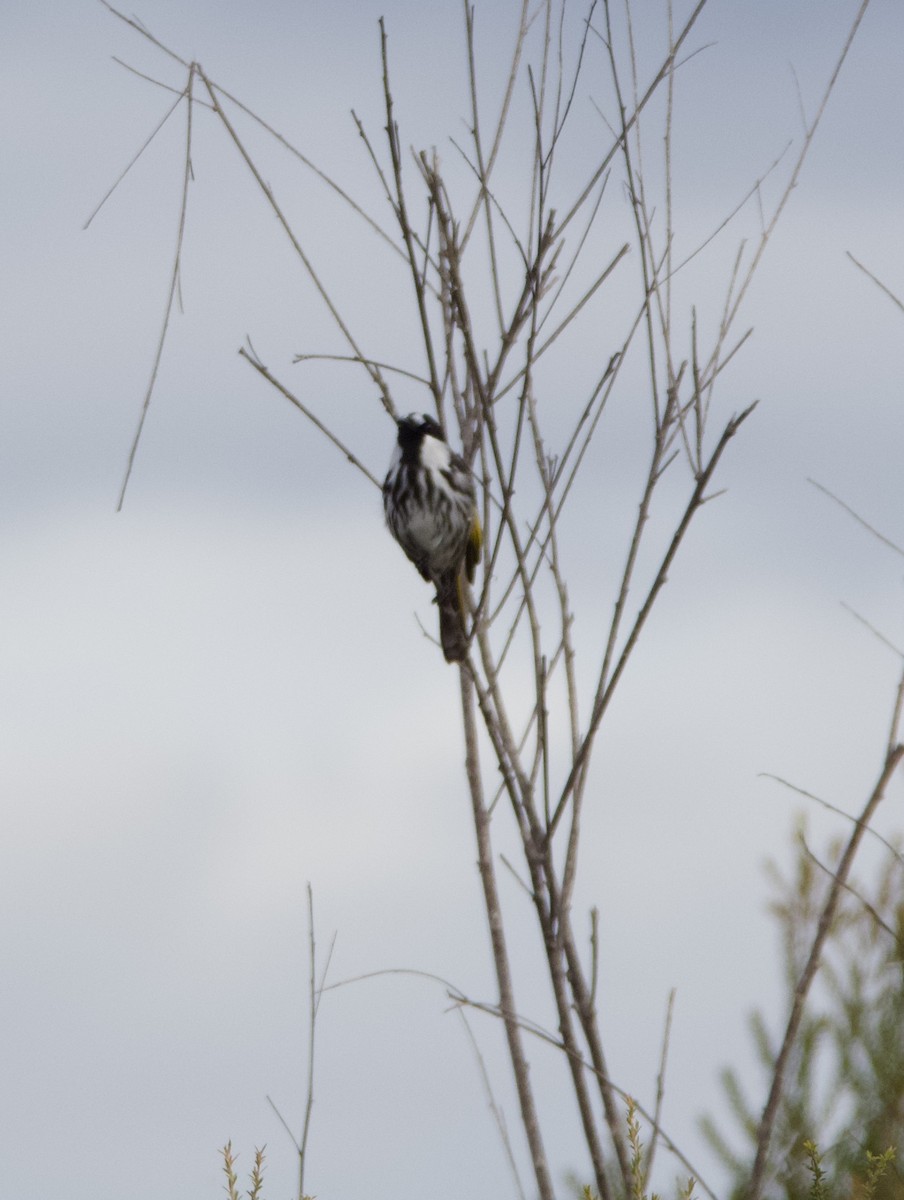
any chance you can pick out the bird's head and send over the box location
[396,412,446,449]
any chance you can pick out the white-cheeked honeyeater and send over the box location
[383,413,482,663]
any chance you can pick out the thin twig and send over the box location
[459,667,556,1200]
[802,842,902,951]
[198,69,395,416]
[839,602,904,659]
[238,345,382,488]
[299,883,335,1200]
[760,772,904,870]
[646,988,676,1178]
[846,250,904,315]
[117,64,195,510]
[808,478,904,560]
[84,89,186,229]
[550,401,758,837]
[455,1008,529,1200]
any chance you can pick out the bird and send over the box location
[383,412,482,662]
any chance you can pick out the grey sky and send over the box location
[3,2,903,1198]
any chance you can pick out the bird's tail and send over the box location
[436,572,468,663]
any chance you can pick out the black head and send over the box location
[396,412,446,449]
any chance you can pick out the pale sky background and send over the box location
[3,2,904,1198]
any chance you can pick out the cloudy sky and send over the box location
[4,1,904,1198]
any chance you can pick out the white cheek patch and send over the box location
[418,434,451,473]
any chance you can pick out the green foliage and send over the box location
[220,1143,272,1200]
[803,1140,828,1200]
[703,818,904,1200]
[862,1149,897,1200]
[574,1104,696,1200]
[627,1099,652,1200]
[803,1139,896,1200]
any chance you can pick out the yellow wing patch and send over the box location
[465,509,482,583]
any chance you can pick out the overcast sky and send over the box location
[3,2,904,1198]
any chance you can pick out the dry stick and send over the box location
[645,987,676,1180]
[549,400,757,838]
[513,226,626,1195]
[99,0,189,67]
[111,55,211,101]
[558,381,679,843]
[525,2,553,250]
[416,163,493,550]
[84,89,185,229]
[102,1,407,271]
[299,886,318,1198]
[534,253,652,515]
[474,380,633,1200]
[293,353,431,390]
[668,144,791,283]
[297,884,336,1200]
[802,843,901,951]
[558,0,710,237]
[486,728,632,1200]
[478,373,532,627]
[472,600,620,1200]
[460,0,520,329]
[746,736,904,1200]
[513,190,563,770]
[490,652,566,817]
[197,71,395,418]
[663,0,675,348]
[379,21,442,409]
[455,1008,529,1200]
[485,242,637,649]
[604,0,664,429]
[846,250,904,315]
[807,478,904,560]
[517,795,620,1200]
[470,675,621,1200]
[526,239,629,371]
[218,93,405,266]
[598,386,674,697]
[350,112,442,306]
[425,166,552,678]
[761,773,904,871]
[839,602,904,659]
[490,306,639,674]
[417,154,546,416]
[560,387,686,905]
[117,65,194,511]
[459,667,556,1200]
[699,0,873,391]
[550,0,600,171]
[238,347,381,488]
[542,908,619,1200]
[559,916,633,1190]
[460,0,533,252]
[452,135,532,275]
[325,957,719,1200]
[517,219,583,916]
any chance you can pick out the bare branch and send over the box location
[199,70,396,417]
[846,249,904,314]
[808,477,904,560]
[239,345,382,488]
[117,64,195,510]
[459,667,556,1200]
